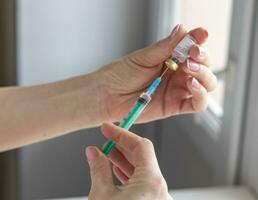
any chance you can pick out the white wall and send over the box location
[16,1,148,199]
[16,1,214,199]
[17,0,148,85]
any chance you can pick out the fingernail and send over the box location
[170,24,180,38]
[192,78,200,89]
[86,147,98,162]
[197,46,206,58]
[187,59,200,72]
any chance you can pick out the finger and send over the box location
[128,25,208,67]
[189,44,211,67]
[85,146,115,193]
[101,123,142,152]
[109,147,134,177]
[180,78,209,113]
[183,59,217,92]
[127,24,186,67]
[188,27,209,44]
[101,123,159,169]
[113,165,129,184]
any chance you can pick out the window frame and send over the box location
[156,0,256,184]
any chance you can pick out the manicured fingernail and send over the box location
[86,147,98,162]
[197,46,206,58]
[187,59,200,72]
[192,78,200,89]
[170,24,180,38]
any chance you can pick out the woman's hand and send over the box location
[86,123,173,200]
[96,24,217,123]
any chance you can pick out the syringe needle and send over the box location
[160,67,169,78]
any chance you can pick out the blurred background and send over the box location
[0,0,258,199]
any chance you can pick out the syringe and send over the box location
[102,34,196,156]
[102,75,164,155]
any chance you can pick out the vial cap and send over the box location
[165,59,178,71]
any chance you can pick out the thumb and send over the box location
[128,24,187,67]
[128,25,208,67]
[85,146,115,194]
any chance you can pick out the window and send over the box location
[157,0,234,132]
[180,0,233,118]
[157,0,255,184]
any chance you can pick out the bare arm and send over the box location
[0,72,107,151]
[0,25,216,152]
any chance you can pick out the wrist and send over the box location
[76,71,110,128]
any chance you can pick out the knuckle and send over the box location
[194,92,208,112]
[201,67,217,91]
[202,67,211,84]
[140,138,154,149]
[152,174,166,187]
[134,138,155,153]
[206,74,217,91]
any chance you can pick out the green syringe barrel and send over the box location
[102,97,148,155]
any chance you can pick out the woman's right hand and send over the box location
[85,123,173,200]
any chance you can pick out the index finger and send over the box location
[188,27,209,45]
[101,123,142,152]
[128,25,208,67]
[101,123,158,168]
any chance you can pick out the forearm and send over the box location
[0,72,108,151]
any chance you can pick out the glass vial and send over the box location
[165,34,196,71]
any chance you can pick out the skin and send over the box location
[0,25,216,152]
[99,25,216,124]
[0,24,216,198]
[86,123,173,200]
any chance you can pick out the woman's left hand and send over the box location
[95,24,217,123]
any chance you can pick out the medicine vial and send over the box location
[165,34,196,71]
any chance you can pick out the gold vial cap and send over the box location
[165,59,178,71]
